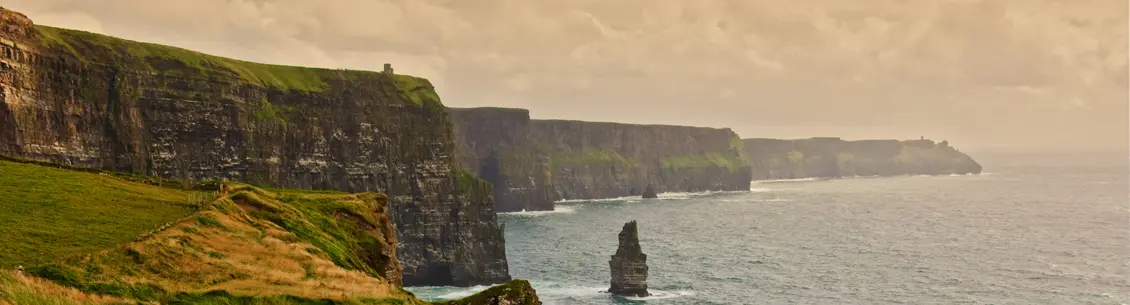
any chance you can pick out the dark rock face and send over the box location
[447,108,553,212]
[0,8,508,287]
[436,279,543,305]
[531,119,751,201]
[640,184,657,199]
[608,221,649,297]
[447,108,751,207]
[742,137,982,180]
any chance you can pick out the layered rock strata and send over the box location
[0,7,507,287]
[608,221,649,297]
[531,119,752,201]
[446,106,752,208]
[742,137,982,180]
[447,107,553,212]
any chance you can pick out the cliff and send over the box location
[0,7,507,287]
[742,137,982,180]
[447,107,752,206]
[532,119,752,200]
[447,108,553,212]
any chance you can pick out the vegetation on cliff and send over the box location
[659,152,747,172]
[0,159,206,268]
[431,280,540,305]
[548,148,639,172]
[30,21,440,102]
[0,160,534,305]
[742,137,982,179]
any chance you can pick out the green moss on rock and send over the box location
[660,152,746,172]
[432,280,540,305]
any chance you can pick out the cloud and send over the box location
[1,0,1125,149]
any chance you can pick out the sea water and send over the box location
[408,152,1129,304]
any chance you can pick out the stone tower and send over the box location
[383,63,393,75]
[608,220,649,297]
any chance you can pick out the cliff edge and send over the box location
[0,7,507,287]
[447,107,752,209]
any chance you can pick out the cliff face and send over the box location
[447,107,752,205]
[532,120,752,201]
[447,108,553,212]
[0,8,507,287]
[742,137,982,180]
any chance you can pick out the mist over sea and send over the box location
[409,152,1129,304]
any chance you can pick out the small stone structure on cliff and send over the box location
[608,221,649,297]
[641,184,657,199]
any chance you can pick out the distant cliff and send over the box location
[0,8,506,287]
[533,120,752,200]
[742,137,982,180]
[448,107,751,208]
[447,108,553,212]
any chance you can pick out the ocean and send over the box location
[408,152,1129,304]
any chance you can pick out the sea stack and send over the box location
[641,184,658,199]
[609,221,650,297]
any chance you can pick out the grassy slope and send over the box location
[0,160,536,304]
[0,159,205,268]
[32,24,438,105]
[0,271,132,305]
[26,183,419,304]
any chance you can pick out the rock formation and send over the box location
[0,7,507,287]
[641,184,657,199]
[742,137,982,180]
[532,120,751,201]
[447,106,752,207]
[435,279,543,305]
[447,107,554,212]
[608,221,649,297]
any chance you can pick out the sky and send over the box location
[4,0,1127,152]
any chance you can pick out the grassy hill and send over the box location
[0,159,539,305]
[0,159,208,268]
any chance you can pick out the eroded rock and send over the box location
[608,221,649,297]
[641,184,657,199]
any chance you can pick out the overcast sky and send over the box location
[5,0,1127,152]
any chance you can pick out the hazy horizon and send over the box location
[5,0,1127,152]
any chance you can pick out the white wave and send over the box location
[536,286,609,299]
[624,289,696,301]
[405,285,491,300]
[554,189,745,204]
[751,177,820,183]
[501,205,578,217]
[750,187,773,192]
[555,196,638,204]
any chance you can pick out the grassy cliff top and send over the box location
[31,25,437,94]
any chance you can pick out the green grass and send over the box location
[660,152,747,172]
[34,25,440,96]
[34,25,335,92]
[0,159,203,268]
[392,75,440,105]
[0,158,530,305]
[431,280,539,305]
[549,148,638,171]
[247,187,398,278]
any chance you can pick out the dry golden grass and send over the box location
[0,270,137,304]
[69,195,410,302]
